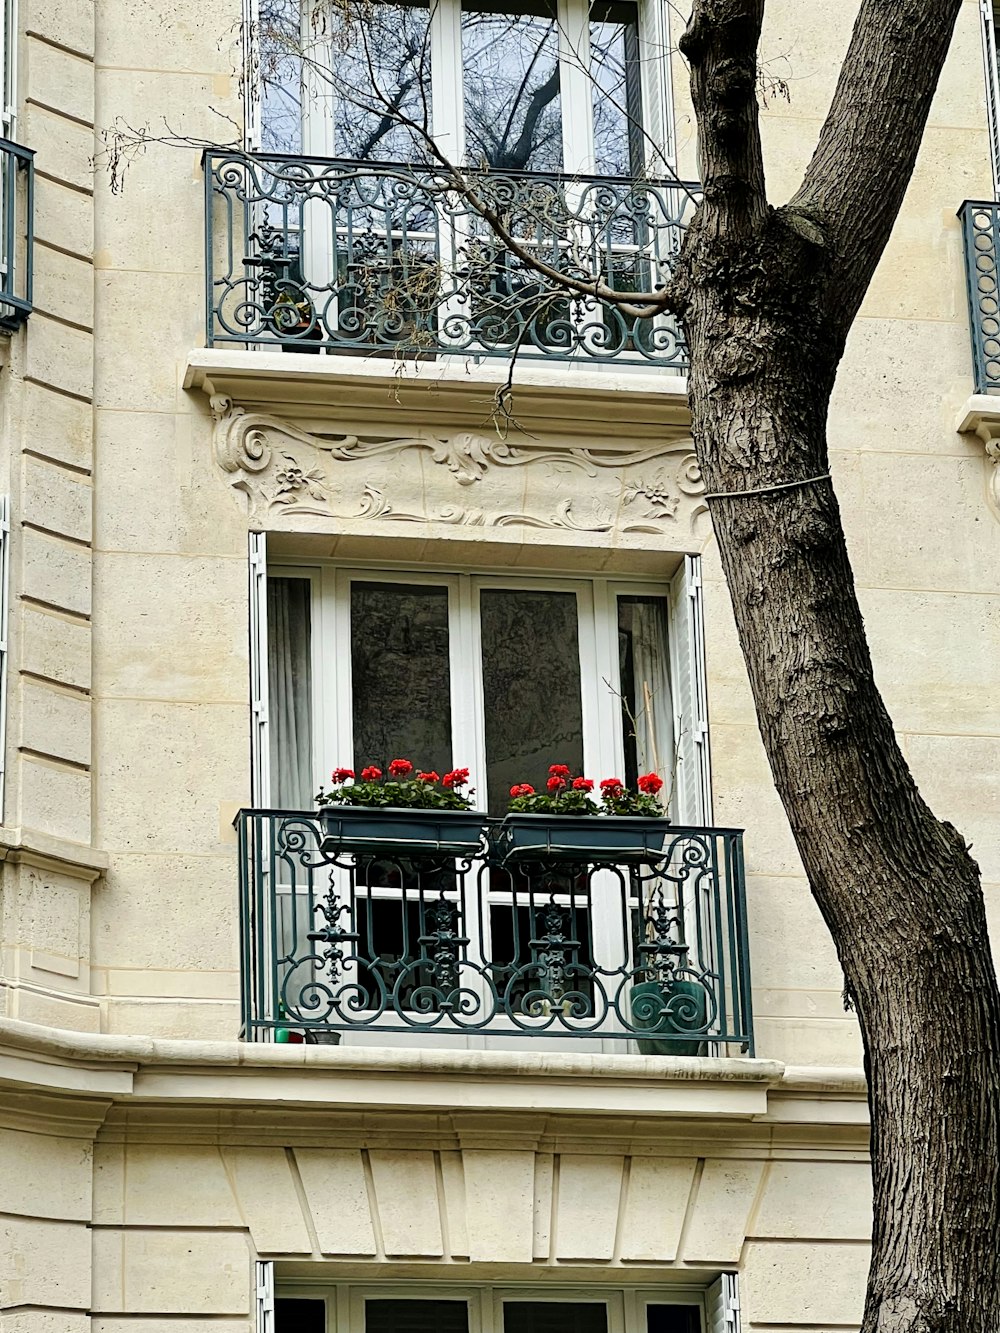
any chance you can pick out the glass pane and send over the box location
[328,0,433,161]
[462,0,563,172]
[366,1299,469,1333]
[646,1306,702,1333]
[617,594,671,793]
[480,588,584,814]
[268,577,314,808]
[351,581,452,776]
[259,0,303,153]
[503,1302,608,1333]
[590,0,643,176]
[275,1297,326,1332]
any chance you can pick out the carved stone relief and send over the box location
[210,396,707,536]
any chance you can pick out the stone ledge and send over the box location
[0,1016,869,1128]
[184,348,691,438]
[0,824,108,881]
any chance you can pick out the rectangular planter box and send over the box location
[317,804,487,857]
[497,813,671,865]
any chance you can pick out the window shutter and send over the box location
[982,0,1000,195]
[0,496,9,822]
[243,0,262,151]
[638,0,674,172]
[668,554,713,824]
[249,532,270,807]
[705,1275,741,1333]
[255,1260,275,1333]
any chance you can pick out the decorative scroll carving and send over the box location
[960,412,1000,523]
[210,400,706,534]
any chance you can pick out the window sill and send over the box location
[184,348,690,437]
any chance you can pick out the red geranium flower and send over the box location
[331,767,355,784]
[547,775,567,792]
[548,763,571,777]
[417,770,440,783]
[510,783,535,797]
[572,776,594,791]
[442,768,469,788]
[600,777,624,791]
[637,772,664,795]
[361,765,382,782]
[388,758,413,778]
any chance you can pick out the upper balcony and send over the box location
[203,150,696,372]
[237,809,753,1055]
[0,137,34,332]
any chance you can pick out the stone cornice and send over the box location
[184,349,691,439]
[0,824,108,882]
[0,1017,868,1140]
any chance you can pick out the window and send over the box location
[981,0,1000,195]
[263,567,688,819]
[270,1285,708,1333]
[258,0,670,176]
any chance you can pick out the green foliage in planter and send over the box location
[507,765,666,817]
[316,759,476,811]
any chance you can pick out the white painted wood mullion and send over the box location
[558,0,595,176]
[982,0,1000,197]
[249,532,271,808]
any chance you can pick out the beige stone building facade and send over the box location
[0,0,997,1329]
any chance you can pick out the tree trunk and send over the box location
[681,209,1000,1332]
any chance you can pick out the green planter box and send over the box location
[497,813,671,865]
[630,978,709,1056]
[317,805,487,857]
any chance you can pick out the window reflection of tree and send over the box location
[258,0,643,177]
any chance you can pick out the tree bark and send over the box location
[676,3,1000,1331]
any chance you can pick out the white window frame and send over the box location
[263,560,698,823]
[270,1278,710,1333]
[1,0,17,139]
[263,0,675,174]
[982,0,1000,197]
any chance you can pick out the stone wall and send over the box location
[0,1028,874,1332]
[0,0,994,1063]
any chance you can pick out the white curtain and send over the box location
[627,597,675,808]
[267,577,313,809]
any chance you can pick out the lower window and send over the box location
[274,1286,706,1333]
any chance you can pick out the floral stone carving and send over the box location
[210,397,706,535]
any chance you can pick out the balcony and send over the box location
[203,150,695,370]
[0,138,34,331]
[960,199,1000,393]
[236,811,754,1053]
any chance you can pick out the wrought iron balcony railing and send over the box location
[0,139,34,332]
[237,810,754,1053]
[960,199,1000,393]
[204,150,696,369]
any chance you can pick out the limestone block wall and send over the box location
[0,1033,876,1332]
[0,0,102,1031]
[88,0,248,1037]
[0,0,993,1065]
